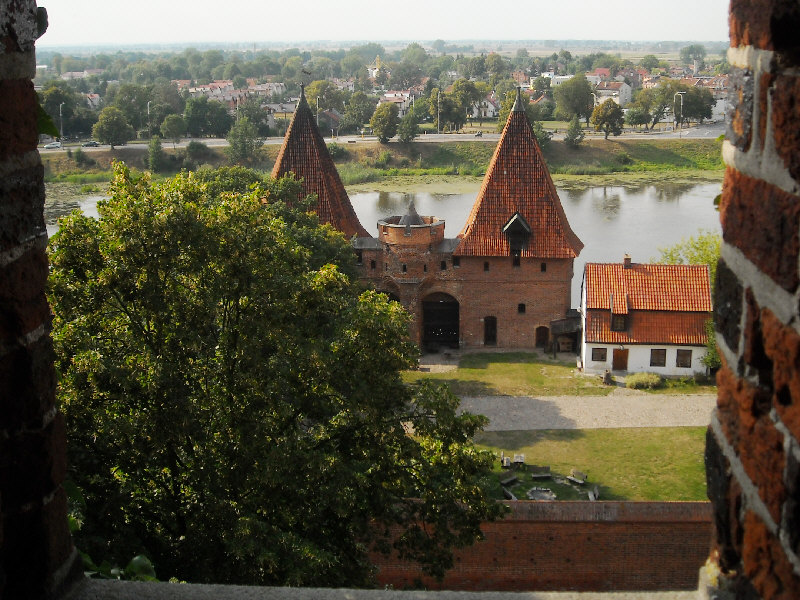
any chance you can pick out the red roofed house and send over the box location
[275,87,581,349]
[580,255,713,375]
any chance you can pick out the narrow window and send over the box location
[423,264,427,272]
[440,260,447,271]
[370,260,376,270]
[484,261,490,272]
[402,263,407,273]
[355,250,363,265]
[676,349,692,368]
[591,347,607,362]
[513,255,520,267]
[452,256,460,267]
[650,349,666,367]
[541,262,547,272]
[384,262,388,271]
[518,303,526,314]
[611,315,626,331]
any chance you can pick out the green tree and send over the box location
[370,102,399,143]
[624,106,651,130]
[680,44,707,68]
[591,99,625,139]
[225,116,262,164]
[48,164,501,586]
[305,79,346,115]
[147,135,166,173]
[160,114,186,148]
[397,111,419,143]
[92,106,134,148]
[341,91,377,133]
[681,86,715,125]
[235,97,272,137]
[553,74,593,124]
[564,115,585,148]
[640,55,660,72]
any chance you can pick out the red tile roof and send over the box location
[271,87,370,239]
[454,92,582,258]
[584,262,712,314]
[585,310,709,345]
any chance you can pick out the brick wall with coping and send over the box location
[0,1,82,597]
[705,0,800,596]
[372,501,712,592]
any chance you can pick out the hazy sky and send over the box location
[38,0,730,48]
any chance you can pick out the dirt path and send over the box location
[458,388,717,431]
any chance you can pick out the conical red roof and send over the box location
[454,91,582,258]
[272,87,370,238]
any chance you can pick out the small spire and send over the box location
[300,83,305,98]
[512,87,524,112]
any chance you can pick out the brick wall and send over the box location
[705,0,800,596]
[372,501,711,592]
[0,2,81,597]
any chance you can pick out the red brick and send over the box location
[0,165,46,254]
[762,309,800,438]
[0,335,57,431]
[771,73,800,184]
[741,510,800,598]
[0,80,38,160]
[720,170,800,292]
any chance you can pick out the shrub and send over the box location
[185,141,211,160]
[626,372,663,389]
[326,142,349,161]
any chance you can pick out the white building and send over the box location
[595,81,632,107]
[580,256,712,377]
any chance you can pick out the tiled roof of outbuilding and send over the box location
[584,262,712,314]
[454,90,582,258]
[271,87,370,239]
[585,310,709,345]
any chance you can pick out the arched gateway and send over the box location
[422,292,459,350]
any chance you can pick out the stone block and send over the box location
[715,257,743,354]
[771,72,800,184]
[727,68,754,153]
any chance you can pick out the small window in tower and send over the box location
[541,262,547,272]
[518,303,526,314]
[384,262,388,271]
[513,255,520,267]
[453,256,460,267]
[402,264,407,273]
[423,264,427,272]
[440,261,447,271]
[484,261,490,272]
[370,260,376,270]
[355,250,363,265]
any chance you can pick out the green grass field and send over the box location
[476,427,708,501]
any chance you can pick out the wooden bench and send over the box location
[567,469,587,485]
[530,465,551,479]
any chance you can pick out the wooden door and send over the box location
[612,348,629,371]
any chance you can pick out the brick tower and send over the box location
[272,85,370,238]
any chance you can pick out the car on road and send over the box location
[81,140,100,147]
[43,141,62,149]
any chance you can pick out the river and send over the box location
[46,180,722,304]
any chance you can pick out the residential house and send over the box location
[470,92,500,119]
[580,256,712,376]
[595,81,632,106]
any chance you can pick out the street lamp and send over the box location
[437,90,441,135]
[59,102,64,139]
[591,92,597,107]
[147,101,151,136]
[316,96,320,127]
[674,91,686,137]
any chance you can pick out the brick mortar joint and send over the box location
[0,231,48,268]
[0,50,36,80]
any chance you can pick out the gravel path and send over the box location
[458,388,717,431]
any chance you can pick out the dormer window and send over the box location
[611,315,627,331]
[502,212,531,258]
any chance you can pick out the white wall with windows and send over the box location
[581,343,707,376]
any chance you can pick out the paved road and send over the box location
[458,388,717,431]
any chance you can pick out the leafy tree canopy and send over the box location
[91,106,134,148]
[49,164,501,587]
[370,101,400,143]
[553,73,594,124]
[590,99,624,139]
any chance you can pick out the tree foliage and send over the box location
[92,106,134,148]
[397,111,420,143]
[160,114,186,148]
[370,102,399,143]
[49,164,501,587]
[564,115,585,148]
[591,99,624,139]
[225,116,263,164]
[147,135,166,173]
[553,74,594,124]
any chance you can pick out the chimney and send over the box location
[623,254,632,269]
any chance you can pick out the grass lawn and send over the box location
[475,427,708,502]
[403,352,612,397]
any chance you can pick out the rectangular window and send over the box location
[370,260,376,270]
[355,250,363,265]
[452,256,460,267]
[440,260,447,271]
[484,261,490,272]
[518,303,526,314]
[423,264,427,272]
[650,349,667,367]
[676,349,692,368]
[402,264,407,273]
[591,348,607,362]
[541,262,547,272]
[513,255,521,267]
[611,315,626,331]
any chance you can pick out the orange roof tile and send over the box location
[585,310,709,345]
[584,262,712,314]
[272,87,370,239]
[453,91,582,258]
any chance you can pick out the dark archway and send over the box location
[422,292,459,350]
[484,316,497,346]
[535,326,550,348]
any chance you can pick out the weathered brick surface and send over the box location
[0,79,38,160]
[741,510,800,598]
[0,335,56,431]
[0,164,46,252]
[715,256,743,354]
[727,68,754,152]
[373,502,712,592]
[719,169,800,292]
[761,309,800,439]
[771,73,800,184]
